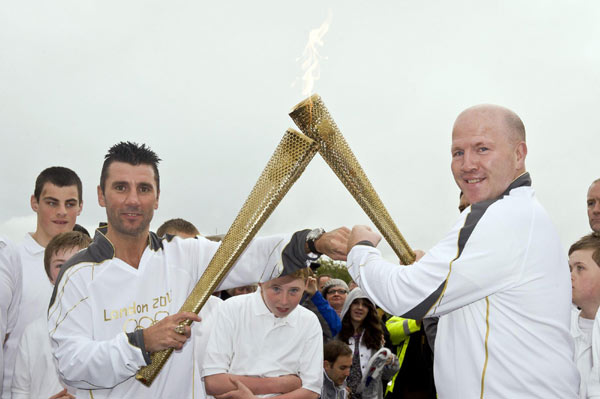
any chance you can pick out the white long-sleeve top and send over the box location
[571,307,594,399]
[48,227,311,399]
[347,175,579,398]
[0,237,22,399]
[11,317,68,399]
[2,234,51,399]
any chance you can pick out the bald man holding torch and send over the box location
[345,105,579,398]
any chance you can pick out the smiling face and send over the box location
[325,286,348,311]
[260,275,305,318]
[451,106,527,205]
[570,248,600,318]
[588,181,600,233]
[349,298,372,325]
[98,162,159,240]
[31,183,82,247]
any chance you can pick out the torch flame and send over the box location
[300,10,332,97]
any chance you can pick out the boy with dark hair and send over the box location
[2,166,83,398]
[202,268,323,399]
[569,233,600,398]
[322,340,352,399]
[31,166,83,248]
[48,141,348,399]
[33,167,82,206]
[12,231,91,399]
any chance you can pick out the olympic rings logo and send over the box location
[123,310,170,332]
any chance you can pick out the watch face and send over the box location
[308,228,325,241]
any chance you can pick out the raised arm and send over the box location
[346,210,527,320]
[308,289,341,337]
[192,228,349,291]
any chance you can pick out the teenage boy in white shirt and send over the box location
[202,268,323,399]
[2,166,83,399]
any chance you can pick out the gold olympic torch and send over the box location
[289,94,415,265]
[136,128,319,385]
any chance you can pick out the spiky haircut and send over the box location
[569,233,600,268]
[44,231,92,280]
[156,218,200,237]
[34,167,82,202]
[100,142,161,193]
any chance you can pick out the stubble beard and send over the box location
[107,207,153,238]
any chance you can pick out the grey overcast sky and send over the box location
[1,1,599,259]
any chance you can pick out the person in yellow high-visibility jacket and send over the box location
[384,317,435,399]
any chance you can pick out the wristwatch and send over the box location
[306,228,326,255]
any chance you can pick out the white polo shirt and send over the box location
[201,289,323,394]
[347,175,578,398]
[571,307,594,398]
[2,233,52,399]
[11,316,66,399]
[0,237,22,398]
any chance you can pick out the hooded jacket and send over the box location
[338,288,399,399]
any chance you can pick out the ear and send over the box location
[515,142,527,169]
[323,360,331,369]
[30,195,39,212]
[155,191,159,210]
[97,185,106,208]
[77,200,83,216]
